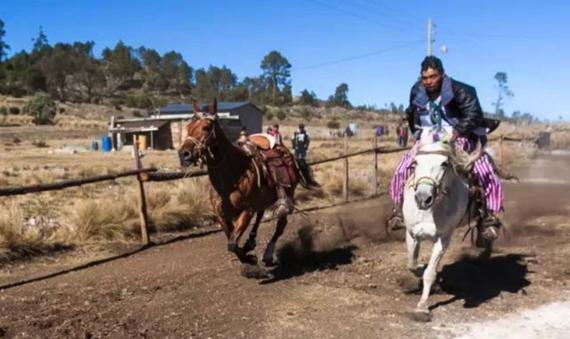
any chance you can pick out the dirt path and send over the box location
[0,153,569,338]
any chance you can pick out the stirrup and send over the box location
[476,213,501,247]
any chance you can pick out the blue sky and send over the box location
[1,0,569,120]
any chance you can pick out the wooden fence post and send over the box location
[373,134,379,196]
[342,134,349,203]
[133,135,150,245]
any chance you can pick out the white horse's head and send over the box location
[412,128,453,210]
[410,127,483,210]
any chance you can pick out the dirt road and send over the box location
[0,152,569,338]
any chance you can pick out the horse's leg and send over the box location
[416,235,450,316]
[213,199,233,240]
[263,216,287,266]
[228,209,254,258]
[243,210,264,254]
[406,231,422,277]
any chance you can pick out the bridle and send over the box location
[410,149,453,200]
[183,116,225,168]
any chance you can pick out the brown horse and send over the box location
[178,101,297,266]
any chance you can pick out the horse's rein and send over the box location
[410,150,452,199]
[184,125,218,166]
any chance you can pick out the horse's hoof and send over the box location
[227,242,238,253]
[240,263,270,279]
[262,256,276,267]
[409,264,425,278]
[243,240,257,254]
[407,309,432,322]
[243,254,258,265]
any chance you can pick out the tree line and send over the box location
[0,22,361,110]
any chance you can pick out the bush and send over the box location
[9,107,20,115]
[276,109,287,121]
[126,95,153,109]
[32,140,49,148]
[326,119,340,129]
[0,107,7,115]
[265,112,274,121]
[110,98,126,110]
[299,107,313,121]
[259,105,268,115]
[23,93,57,125]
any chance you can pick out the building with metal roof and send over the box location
[108,101,262,150]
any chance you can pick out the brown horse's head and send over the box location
[178,100,219,167]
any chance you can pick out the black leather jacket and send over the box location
[406,75,485,136]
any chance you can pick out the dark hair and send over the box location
[421,56,444,74]
[299,123,305,128]
[273,124,279,128]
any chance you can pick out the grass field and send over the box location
[0,102,561,263]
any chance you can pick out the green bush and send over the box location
[110,98,126,110]
[0,107,7,115]
[265,112,274,121]
[299,107,313,121]
[276,109,286,121]
[126,95,153,109]
[326,119,340,129]
[23,93,57,125]
[259,105,268,115]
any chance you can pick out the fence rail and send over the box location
[0,133,535,244]
[0,168,157,197]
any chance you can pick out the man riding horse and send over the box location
[388,56,503,246]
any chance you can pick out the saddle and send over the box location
[248,133,277,150]
[238,134,299,188]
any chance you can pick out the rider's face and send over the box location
[421,68,443,93]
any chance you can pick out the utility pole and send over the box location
[427,17,434,56]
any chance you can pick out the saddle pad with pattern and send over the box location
[249,133,276,150]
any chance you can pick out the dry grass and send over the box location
[0,108,558,263]
[59,198,139,243]
[147,179,214,232]
[0,201,68,263]
[551,130,570,149]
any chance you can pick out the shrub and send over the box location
[31,140,49,148]
[259,105,268,115]
[0,107,7,115]
[23,93,57,125]
[110,98,125,110]
[126,95,153,109]
[326,119,340,129]
[299,107,313,121]
[276,109,287,121]
[9,107,20,115]
[265,112,274,121]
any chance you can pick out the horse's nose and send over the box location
[415,186,435,210]
[178,149,192,166]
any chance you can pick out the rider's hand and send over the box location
[450,129,459,142]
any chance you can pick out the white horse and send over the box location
[403,127,482,320]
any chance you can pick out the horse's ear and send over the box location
[192,100,201,115]
[209,98,218,116]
